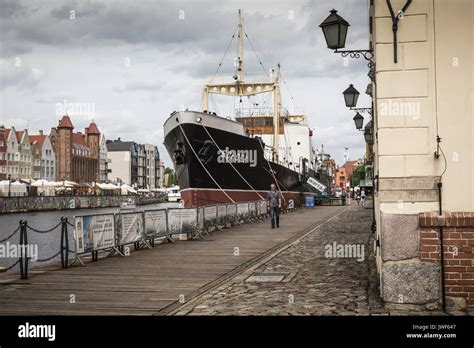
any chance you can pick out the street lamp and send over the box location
[365,83,373,97]
[353,112,364,131]
[343,84,360,108]
[319,9,349,50]
[319,9,375,81]
[364,120,374,145]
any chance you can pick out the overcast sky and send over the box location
[0,0,372,167]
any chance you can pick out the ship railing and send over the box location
[234,107,290,117]
[0,198,311,279]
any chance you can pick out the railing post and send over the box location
[60,217,69,269]
[19,220,28,280]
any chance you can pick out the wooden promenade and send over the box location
[0,206,345,315]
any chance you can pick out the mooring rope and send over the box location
[176,121,235,203]
[201,124,265,200]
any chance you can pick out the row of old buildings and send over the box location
[0,115,166,189]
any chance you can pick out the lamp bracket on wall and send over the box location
[350,107,372,115]
[334,49,375,82]
[386,0,412,63]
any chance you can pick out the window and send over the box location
[255,118,264,127]
[0,141,3,146]
[265,118,273,127]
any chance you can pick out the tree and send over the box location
[164,167,177,187]
[350,164,366,187]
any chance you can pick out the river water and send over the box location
[0,202,180,273]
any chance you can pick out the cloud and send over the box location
[112,81,166,94]
[0,0,372,166]
[0,58,44,90]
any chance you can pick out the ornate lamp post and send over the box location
[343,84,359,108]
[363,120,374,145]
[319,9,375,81]
[342,84,372,115]
[353,112,364,131]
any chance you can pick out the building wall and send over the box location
[136,144,146,188]
[373,0,473,312]
[17,131,32,181]
[99,134,108,182]
[71,156,98,183]
[144,144,160,189]
[0,126,7,180]
[53,127,73,180]
[158,161,165,188]
[31,142,42,180]
[5,127,19,179]
[41,137,56,182]
[107,151,131,185]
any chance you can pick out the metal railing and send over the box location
[0,199,309,280]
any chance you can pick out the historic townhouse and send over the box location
[4,126,20,180]
[29,131,56,181]
[16,130,33,181]
[0,126,7,180]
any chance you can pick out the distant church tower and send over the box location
[343,147,349,164]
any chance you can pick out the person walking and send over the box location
[360,189,366,207]
[267,183,282,229]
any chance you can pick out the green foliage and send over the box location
[350,164,366,187]
[164,167,177,187]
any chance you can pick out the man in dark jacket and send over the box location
[267,183,282,228]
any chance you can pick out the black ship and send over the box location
[163,10,320,207]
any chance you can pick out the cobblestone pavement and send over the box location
[178,204,387,315]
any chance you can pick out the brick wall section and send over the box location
[419,212,474,310]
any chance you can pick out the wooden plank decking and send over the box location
[0,206,345,315]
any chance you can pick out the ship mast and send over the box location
[237,9,244,82]
[201,9,282,162]
[272,64,281,163]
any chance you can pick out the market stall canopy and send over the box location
[96,183,120,190]
[31,179,54,187]
[51,181,78,188]
[120,184,137,194]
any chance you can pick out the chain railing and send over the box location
[1,198,310,280]
[0,218,73,279]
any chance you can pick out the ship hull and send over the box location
[163,111,313,207]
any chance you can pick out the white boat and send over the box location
[167,186,181,202]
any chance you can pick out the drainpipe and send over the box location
[437,181,446,312]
